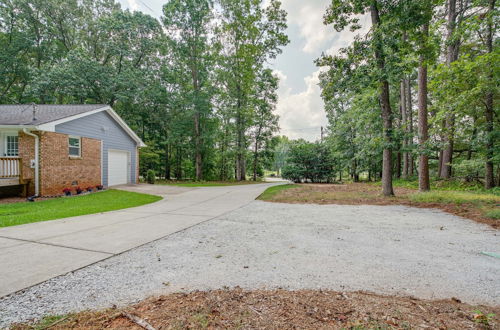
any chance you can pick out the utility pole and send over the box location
[320,126,324,142]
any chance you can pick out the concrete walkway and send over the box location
[0,183,278,297]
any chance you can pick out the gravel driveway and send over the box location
[1,201,499,326]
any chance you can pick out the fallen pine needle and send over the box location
[122,311,157,330]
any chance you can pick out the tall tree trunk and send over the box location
[396,152,402,178]
[418,23,430,191]
[352,159,359,182]
[396,90,403,179]
[437,148,444,177]
[192,66,203,181]
[235,84,246,181]
[252,126,262,181]
[370,1,394,196]
[441,0,460,179]
[252,150,259,181]
[406,78,414,176]
[176,147,182,180]
[496,165,500,187]
[165,143,171,180]
[401,79,410,178]
[220,121,230,180]
[485,0,496,188]
[194,111,202,180]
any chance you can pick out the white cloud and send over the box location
[281,0,333,54]
[269,2,371,142]
[280,0,371,55]
[274,69,328,142]
[127,0,138,11]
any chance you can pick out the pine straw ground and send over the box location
[258,183,500,229]
[12,289,499,330]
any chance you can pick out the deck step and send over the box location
[0,178,20,186]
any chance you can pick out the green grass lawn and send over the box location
[257,184,299,200]
[410,190,500,220]
[157,180,265,187]
[0,190,162,227]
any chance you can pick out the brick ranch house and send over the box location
[0,104,145,197]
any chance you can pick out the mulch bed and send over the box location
[12,289,499,329]
[0,196,55,204]
[265,183,499,229]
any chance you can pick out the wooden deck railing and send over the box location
[0,157,22,178]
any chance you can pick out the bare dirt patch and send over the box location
[262,183,499,229]
[12,289,499,329]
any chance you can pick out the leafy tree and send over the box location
[318,0,498,190]
[162,0,215,180]
[320,0,410,196]
[250,69,279,181]
[217,0,289,180]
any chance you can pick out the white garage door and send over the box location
[108,149,129,186]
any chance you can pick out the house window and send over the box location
[69,136,81,157]
[6,135,18,157]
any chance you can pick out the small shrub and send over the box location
[281,164,303,183]
[86,186,93,192]
[453,159,484,182]
[75,186,83,195]
[96,184,104,190]
[62,188,72,196]
[146,169,156,184]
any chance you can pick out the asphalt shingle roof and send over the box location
[0,104,107,125]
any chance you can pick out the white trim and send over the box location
[0,130,19,157]
[68,135,81,157]
[5,134,19,157]
[100,140,104,185]
[135,146,139,184]
[0,125,35,129]
[36,106,110,131]
[36,105,146,147]
[22,129,39,196]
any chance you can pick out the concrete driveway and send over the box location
[0,183,278,297]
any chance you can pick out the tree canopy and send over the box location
[0,0,288,181]
[316,0,498,191]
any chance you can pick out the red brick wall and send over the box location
[38,131,102,196]
[18,131,37,196]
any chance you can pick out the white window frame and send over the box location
[68,136,81,157]
[5,134,19,157]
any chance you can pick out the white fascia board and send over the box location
[0,125,36,129]
[35,105,146,147]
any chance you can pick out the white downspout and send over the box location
[22,129,39,196]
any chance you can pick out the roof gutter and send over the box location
[22,129,39,197]
[0,125,36,129]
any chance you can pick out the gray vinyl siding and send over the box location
[55,111,137,186]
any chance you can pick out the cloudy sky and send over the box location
[118,0,368,141]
